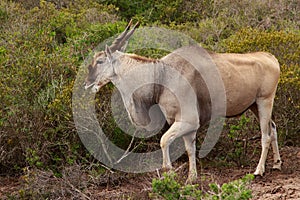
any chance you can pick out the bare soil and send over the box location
[0,146,299,199]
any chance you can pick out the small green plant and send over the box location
[208,174,254,200]
[151,172,202,200]
[151,172,254,200]
[227,115,251,166]
[25,148,43,168]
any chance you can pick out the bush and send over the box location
[151,172,254,200]
[220,28,300,65]
[165,0,299,49]
[105,0,213,24]
[107,0,299,30]
[151,172,202,200]
[208,174,254,200]
[0,0,121,174]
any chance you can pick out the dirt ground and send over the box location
[87,146,300,199]
[250,146,300,200]
[200,146,300,200]
[0,146,299,199]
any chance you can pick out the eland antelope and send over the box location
[84,20,282,182]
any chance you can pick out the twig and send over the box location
[235,135,261,142]
[64,178,91,200]
[114,129,138,164]
[175,163,187,173]
[78,121,113,165]
[156,169,161,178]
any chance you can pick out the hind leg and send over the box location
[270,120,282,170]
[254,98,274,176]
[250,103,282,172]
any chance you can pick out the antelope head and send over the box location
[84,20,139,93]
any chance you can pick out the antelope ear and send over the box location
[105,45,113,61]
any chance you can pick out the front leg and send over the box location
[183,132,197,183]
[160,122,199,175]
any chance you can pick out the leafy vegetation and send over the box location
[0,0,122,174]
[151,172,254,200]
[151,172,200,200]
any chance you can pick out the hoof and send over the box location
[186,176,197,184]
[272,165,281,171]
[254,169,264,177]
[254,173,264,177]
[186,170,197,184]
[162,165,173,171]
[160,166,173,175]
[162,162,173,170]
[272,160,282,171]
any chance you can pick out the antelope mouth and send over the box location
[84,83,95,90]
[85,82,107,93]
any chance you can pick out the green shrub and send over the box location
[106,0,213,24]
[162,0,299,51]
[108,0,299,29]
[223,115,257,167]
[208,174,254,200]
[151,172,254,200]
[151,172,202,200]
[220,28,300,65]
[0,0,121,173]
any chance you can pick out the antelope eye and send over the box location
[96,60,104,64]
